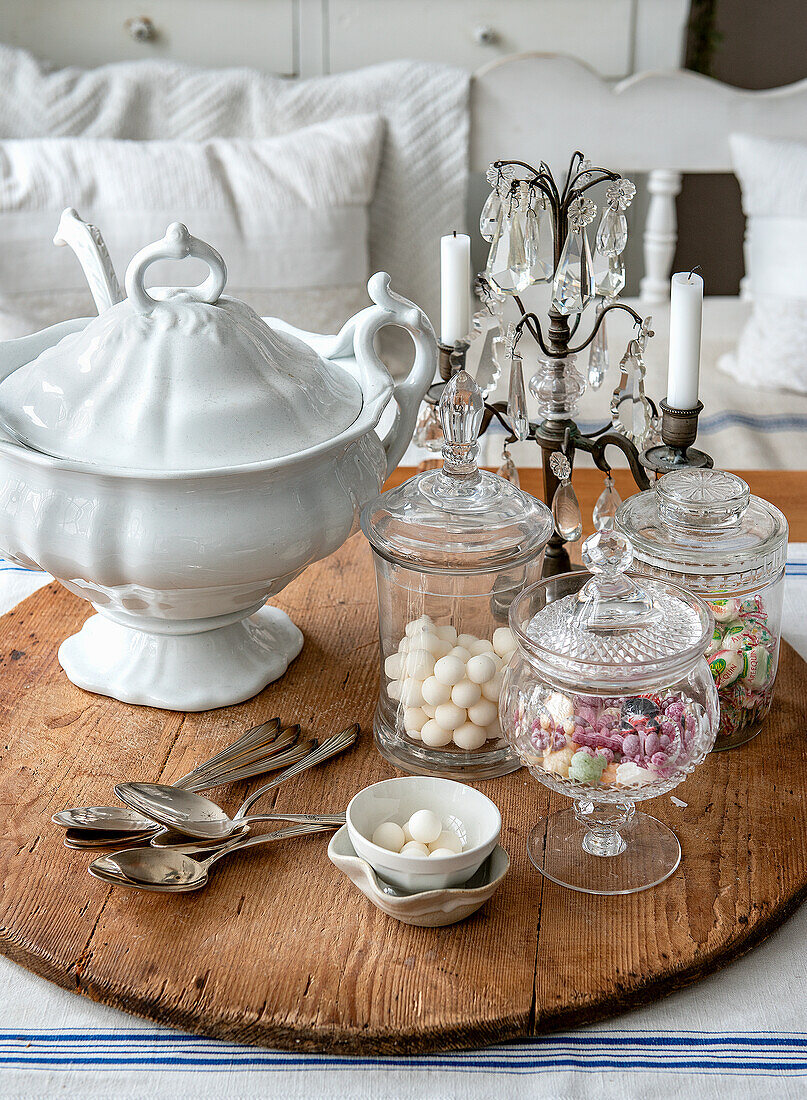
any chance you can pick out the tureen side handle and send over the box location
[354,273,437,476]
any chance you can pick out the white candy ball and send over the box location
[493,627,517,657]
[430,829,463,854]
[433,655,466,686]
[432,639,453,659]
[469,638,495,656]
[456,633,478,650]
[422,675,452,706]
[399,678,424,707]
[420,719,454,747]
[481,672,504,701]
[407,727,423,741]
[372,821,405,851]
[486,721,502,741]
[428,848,457,859]
[435,624,458,642]
[466,653,497,685]
[402,821,415,843]
[403,648,434,681]
[449,646,472,663]
[422,703,436,718]
[451,679,482,709]
[407,809,442,844]
[468,697,498,727]
[434,702,466,730]
[405,617,431,637]
[421,632,446,656]
[387,680,402,701]
[403,706,428,733]
[452,721,488,750]
[397,637,410,653]
[384,652,403,679]
[400,841,430,857]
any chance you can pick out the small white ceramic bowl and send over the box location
[345,776,501,892]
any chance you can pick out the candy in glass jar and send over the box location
[616,469,787,749]
[361,368,552,780]
[500,531,719,895]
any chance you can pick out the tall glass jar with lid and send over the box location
[616,469,788,749]
[361,369,553,780]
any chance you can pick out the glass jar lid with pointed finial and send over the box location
[360,369,553,779]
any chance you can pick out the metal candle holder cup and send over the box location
[642,401,714,475]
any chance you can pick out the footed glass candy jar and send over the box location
[500,531,719,894]
[361,369,553,780]
[616,469,788,750]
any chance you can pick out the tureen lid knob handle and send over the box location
[125,222,228,312]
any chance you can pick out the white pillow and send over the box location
[720,133,807,393]
[0,114,383,339]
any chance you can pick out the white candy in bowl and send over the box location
[0,222,436,711]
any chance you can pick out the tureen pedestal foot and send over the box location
[58,604,303,712]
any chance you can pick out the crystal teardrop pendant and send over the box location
[588,308,608,389]
[479,189,501,243]
[595,205,628,256]
[610,342,655,448]
[496,446,520,487]
[485,206,528,295]
[594,253,626,299]
[551,229,595,315]
[507,352,529,441]
[524,204,553,284]
[593,474,622,531]
[552,481,583,542]
[413,402,444,451]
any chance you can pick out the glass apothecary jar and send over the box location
[361,369,552,780]
[616,469,788,750]
[500,531,719,895]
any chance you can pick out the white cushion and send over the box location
[0,114,383,338]
[720,133,807,393]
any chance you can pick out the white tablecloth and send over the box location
[1,549,806,1100]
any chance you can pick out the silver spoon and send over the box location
[116,723,359,842]
[150,811,346,848]
[88,823,337,892]
[54,718,294,836]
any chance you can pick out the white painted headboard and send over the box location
[470,54,807,301]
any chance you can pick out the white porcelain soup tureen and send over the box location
[0,222,436,710]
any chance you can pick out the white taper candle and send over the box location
[666,271,704,410]
[440,232,471,345]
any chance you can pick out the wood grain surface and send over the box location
[0,484,805,1051]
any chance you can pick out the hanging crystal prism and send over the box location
[552,228,595,315]
[593,474,622,531]
[507,351,529,441]
[595,205,628,256]
[594,253,626,299]
[587,306,608,389]
[610,338,655,449]
[548,452,583,542]
[413,402,444,451]
[524,200,554,283]
[479,189,501,243]
[496,445,520,487]
[465,277,505,398]
[485,196,529,295]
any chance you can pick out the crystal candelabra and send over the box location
[420,152,712,577]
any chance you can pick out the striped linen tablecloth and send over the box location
[0,549,805,1100]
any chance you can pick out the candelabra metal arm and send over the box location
[482,401,518,443]
[560,151,585,203]
[567,169,621,204]
[492,159,561,210]
[565,301,645,356]
[572,428,653,491]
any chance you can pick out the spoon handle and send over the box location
[174,718,282,788]
[234,725,360,819]
[243,812,346,827]
[202,823,337,867]
[185,734,311,791]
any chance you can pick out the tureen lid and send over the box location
[360,369,552,573]
[0,224,363,471]
[615,469,788,588]
[510,531,713,691]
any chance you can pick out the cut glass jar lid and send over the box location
[511,531,714,691]
[615,468,788,587]
[0,224,363,471]
[360,369,552,574]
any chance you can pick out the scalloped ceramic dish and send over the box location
[328,825,510,927]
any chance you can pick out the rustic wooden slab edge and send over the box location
[0,560,804,1054]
